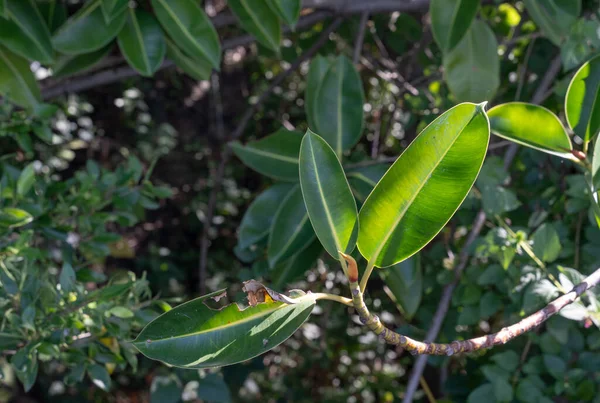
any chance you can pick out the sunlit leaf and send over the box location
[566,54,600,143]
[357,103,489,267]
[0,45,41,110]
[379,255,422,320]
[0,207,33,228]
[133,284,315,368]
[523,0,580,45]
[228,0,281,52]
[430,0,480,52]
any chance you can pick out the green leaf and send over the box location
[52,0,127,55]
[313,55,365,156]
[230,128,302,181]
[52,45,113,78]
[480,291,502,318]
[299,130,358,258]
[305,55,332,132]
[523,0,580,45]
[109,306,134,318]
[0,45,41,110]
[37,0,67,33]
[531,223,561,263]
[151,0,220,70]
[0,0,54,63]
[238,183,294,249]
[150,375,182,403]
[11,348,38,392]
[488,102,575,159]
[430,0,480,53]
[0,207,33,228]
[467,384,493,403]
[268,185,316,267]
[16,162,35,197]
[117,9,166,77]
[166,38,211,81]
[491,350,520,372]
[272,240,323,288]
[358,103,489,267]
[0,0,5,18]
[379,255,422,320]
[266,0,301,28]
[59,262,75,292]
[443,20,499,103]
[543,354,566,379]
[196,373,232,403]
[347,164,390,203]
[133,285,315,368]
[566,55,600,143]
[228,0,281,52]
[101,0,128,23]
[481,186,521,215]
[87,364,111,391]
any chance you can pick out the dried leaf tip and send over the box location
[339,252,359,282]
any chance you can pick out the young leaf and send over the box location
[52,45,113,78]
[488,102,575,159]
[347,164,390,203]
[566,55,600,143]
[228,0,281,52]
[230,128,303,181]
[133,285,315,368]
[16,162,35,197]
[166,38,211,81]
[266,0,301,28]
[117,9,166,77]
[357,103,490,267]
[443,20,499,102]
[0,207,33,228]
[305,55,332,132]
[430,0,480,53]
[313,55,365,157]
[0,0,54,63]
[52,0,127,55]
[151,0,221,70]
[299,130,358,258]
[379,255,422,320]
[101,0,128,23]
[238,183,294,249]
[523,0,580,46]
[268,185,316,267]
[531,223,561,263]
[0,45,41,110]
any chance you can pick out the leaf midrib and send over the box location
[130,9,151,74]
[238,144,298,164]
[8,0,53,61]
[241,0,277,50]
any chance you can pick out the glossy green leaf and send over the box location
[133,286,315,368]
[117,9,166,77]
[52,45,113,78]
[524,0,580,45]
[166,38,211,81]
[299,130,358,258]
[16,162,35,197]
[230,128,302,181]
[238,183,294,249]
[430,0,480,52]
[443,20,499,103]
[305,55,332,132]
[488,102,575,159]
[313,55,365,156]
[151,0,220,70]
[347,164,390,203]
[37,0,67,33]
[268,185,316,267]
[531,223,561,263]
[272,240,323,288]
[228,0,281,52]
[52,0,127,55]
[379,255,422,320]
[0,0,54,63]
[267,0,301,28]
[0,207,33,228]
[101,0,128,23]
[87,364,111,391]
[357,103,490,267]
[566,55,600,143]
[0,46,40,110]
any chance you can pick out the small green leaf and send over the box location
[268,185,316,267]
[524,0,580,45]
[133,286,315,368]
[0,45,41,110]
[266,0,301,28]
[531,223,561,263]
[117,9,166,77]
[543,354,566,379]
[467,383,493,403]
[11,348,38,392]
[59,262,75,292]
[166,38,211,81]
[347,164,390,203]
[238,183,294,249]
[52,45,113,78]
[481,186,521,215]
[299,130,358,259]
[52,0,127,55]
[87,364,111,391]
[0,207,33,228]
[228,0,281,52]
[151,0,221,69]
[16,162,35,197]
[491,350,520,372]
[109,306,134,318]
[379,255,422,320]
[305,55,332,132]
[101,0,128,23]
[430,0,480,52]
[313,55,365,156]
[566,55,600,143]
[230,128,302,181]
[489,102,575,159]
[357,103,489,267]
[443,20,499,102]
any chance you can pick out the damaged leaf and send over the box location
[133,282,314,368]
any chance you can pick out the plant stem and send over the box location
[360,259,375,293]
[312,293,353,307]
[419,377,437,403]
